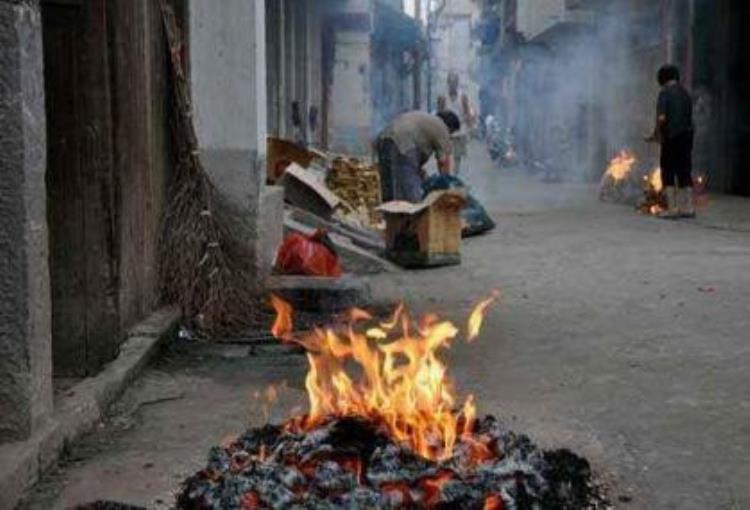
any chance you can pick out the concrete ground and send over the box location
[21,143,750,509]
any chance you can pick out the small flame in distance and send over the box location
[270,293,499,461]
[468,290,500,342]
[605,150,637,182]
[645,167,663,192]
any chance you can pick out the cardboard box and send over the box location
[267,137,326,183]
[377,190,466,268]
[281,163,342,220]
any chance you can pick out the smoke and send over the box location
[474,2,669,183]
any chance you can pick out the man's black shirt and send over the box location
[657,83,694,140]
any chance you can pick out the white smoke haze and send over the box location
[472,1,674,183]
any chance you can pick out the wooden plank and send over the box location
[281,163,342,219]
[43,2,88,374]
[108,0,168,331]
[77,0,120,373]
[44,0,177,376]
[380,191,465,268]
[43,0,120,376]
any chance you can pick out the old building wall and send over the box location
[265,0,282,138]
[694,0,750,195]
[266,0,328,147]
[189,0,266,210]
[0,0,53,441]
[305,0,326,147]
[189,0,282,279]
[516,0,564,40]
[326,0,374,155]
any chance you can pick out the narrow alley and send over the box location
[2,1,749,509]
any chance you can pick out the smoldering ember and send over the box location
[1,1,749,510]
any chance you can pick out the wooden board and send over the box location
[42,0,177,376]
[379,190,465,268]
[43,0,120,376]
[267,137,325,183]
[281,163,341,220]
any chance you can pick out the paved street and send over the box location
[22,143,750,509]
[375,143,750,509]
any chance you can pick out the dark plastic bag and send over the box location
[423,175,496,237]
[275,229,343,277]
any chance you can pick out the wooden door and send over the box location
[42,0,120,376]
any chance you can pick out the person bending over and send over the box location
[375,110,460,203]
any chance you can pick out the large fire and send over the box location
[178,295,606,508]
[270,294,498,461]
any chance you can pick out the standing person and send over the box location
[375,111,460,203]
[646,64,696,218]
[461,93,478,137]
[435,94,468,175]
[436,95,448,114]
[447,71,461,113]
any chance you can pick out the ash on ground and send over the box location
[177,416,610,509]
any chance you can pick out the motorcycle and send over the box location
[484,116,518,168]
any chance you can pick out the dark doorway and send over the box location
[42,0,175,377]
[42,0,120,377]
[693,0,750,195]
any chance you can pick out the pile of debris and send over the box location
[270,139,384,234]
[637,168,668,215]
[598,150,643,205]
[327,156,383,230]
[177,416,606,509]
[271,137,494,273]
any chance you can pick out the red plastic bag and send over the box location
[275,229,342,277]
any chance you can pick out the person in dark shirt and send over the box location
[646,64,696,218]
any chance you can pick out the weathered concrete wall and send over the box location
[266,0,327,146]
[516,0,565,40]
[0,0,52,442]
[189,0,267,212]
[328,0,374,155]
[257,186,284,282]
[306,1,325,147]
[189,0,282,277]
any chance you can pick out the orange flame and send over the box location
[270,293,499,461]
[484,494,505,510]
[644,167,663,192]
[468,290,500,342]
[649,204,664,215]
[605,150,636,181]
[420,470,454,505]
[270,295,293,340]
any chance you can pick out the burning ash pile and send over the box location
[598,151,670,215]
[598,151,644,205]
[637,168,667,216]
[178,295,608,509]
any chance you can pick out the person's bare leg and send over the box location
[658,186,679,219]
[678,186,696,218]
